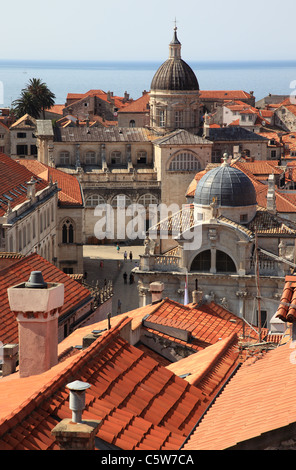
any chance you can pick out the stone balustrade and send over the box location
[140,254,182,272]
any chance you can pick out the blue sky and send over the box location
[2,0,296,62]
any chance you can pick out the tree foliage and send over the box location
[12,78,56,119]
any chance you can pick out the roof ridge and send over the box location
[0,251,37,276]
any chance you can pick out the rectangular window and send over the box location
[30,144,37,156]
[257,310,267,328]
[17,145,28,156]
[270,150,277,159]
[158,110,165,127]
[17,132,26,138]
[175,110,183,127]
[63,267,74,274]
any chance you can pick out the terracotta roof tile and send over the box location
[18,159,83,206]
[0,317,217,450]
[183,339,296,450]
[0,153,49,216]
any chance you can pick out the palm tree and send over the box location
[12,78,56,119]
[27,78,56,119]
[12,90,40,119]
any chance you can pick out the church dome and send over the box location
[150,28,199,92]
[194,157,257,207]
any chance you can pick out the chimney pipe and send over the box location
[67,380,91,424]
[7,271,64,377]
[51,380,100,450]
[149,282,164,303]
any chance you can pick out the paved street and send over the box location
[83,243,145,315]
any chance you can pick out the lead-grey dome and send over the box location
[150,28,199,92]
[194,163,257,207]
[151,59,199,91]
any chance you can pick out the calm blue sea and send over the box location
[1,59,296,108]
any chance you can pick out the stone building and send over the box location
[135,156,296,329]
[0,152,58,261]
[9,114,38,159]
[17,159,85,275]
[0,121,10,155]
[35,27,273,249]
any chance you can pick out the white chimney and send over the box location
[7,271,64,378]
[149,282,164,303]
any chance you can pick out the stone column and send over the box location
[210,248,216,273]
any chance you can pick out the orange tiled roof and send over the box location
[167,333,240,390]
[183,339,296,450]
[275,275,296,322]
[143,298,267,349]
[118,92,150,114]
[200,90,253,100]
[0,253,91,345]
[66,89,132,111]
[45,105,64,116]
[0,317,214,451]
[0,153,48,216]
[0,121,9,131]
[17,159,83,207]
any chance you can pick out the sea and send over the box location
[1,59,296,108]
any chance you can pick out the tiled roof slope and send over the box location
[143,298,267,350]
[200,90,253,100]
[276,275,296,322]
[183,340,296,450]
[0,317,213,451]
[118,92,150,113]
[0,253,92,345]
[167,333,240,391]
[54,126,150,143]
[0,152,48,216]
[17,159,83,206]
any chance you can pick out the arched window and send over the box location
[169,152,201,171]
[129,120,136,128]
[138,193,158,208]
[216,250,236,273]
[111,194,131,208]
[86,195,105,207]
[62,219,74,244]
[60,151,70,165]
[190,250,211,272]
[190,249,236,273]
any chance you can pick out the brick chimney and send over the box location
[7,271,64,378]
[51,380,100,450]
[149,282,164,303]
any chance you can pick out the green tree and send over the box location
[12,78,56,119]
